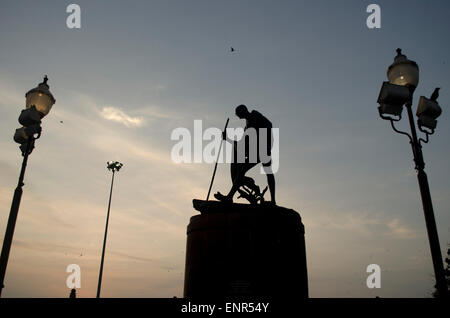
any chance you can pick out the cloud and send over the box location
[307,210,421,240]
[100,106,145,127]
[387,218,419,239]
[309,212,383,236]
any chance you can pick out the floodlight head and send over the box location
[416,96,442,131]
[19,106,42,127]
[107,161,123,172]
[14,127,29,144]
[377,81,411,118]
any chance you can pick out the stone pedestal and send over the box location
[183,200,308,297]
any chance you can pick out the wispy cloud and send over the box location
[100,106,145,127]
[387,218,419,240]
[308,211,421,240]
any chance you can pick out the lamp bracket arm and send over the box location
[378,107,402,122]
[419,133,429,145]
[389,119,412,142]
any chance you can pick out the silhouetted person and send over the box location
[215,105,276,204]
[430,87,440,101]
[69,288,76,298]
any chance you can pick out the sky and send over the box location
[0,0,449,298]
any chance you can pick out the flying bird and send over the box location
[430,88,440,101]
[60,120,64,124]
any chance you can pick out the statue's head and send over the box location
[235,104,249,119]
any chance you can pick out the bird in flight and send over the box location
[430,88,440,101]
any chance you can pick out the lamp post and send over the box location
[0,76,55,297]
[96,161,123,298]
[377,49,448,298]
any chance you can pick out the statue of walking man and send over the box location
[214,105,276,205]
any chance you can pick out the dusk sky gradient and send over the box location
[0,0,449,297]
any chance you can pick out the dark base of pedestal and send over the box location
[184,200,308,298]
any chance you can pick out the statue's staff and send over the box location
[206,118,229,201]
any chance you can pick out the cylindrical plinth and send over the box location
[184,202,308,297]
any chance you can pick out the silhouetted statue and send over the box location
[214,105,276,205]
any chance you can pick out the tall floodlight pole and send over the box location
[377,49,447,298]
[96,161,123,298]
[0,76,55,297]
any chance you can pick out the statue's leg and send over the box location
[262,162,276,204]
[264,130,276,204]
[226,162,257,200]
[215,146,249,203]
[267,173,276,204]
[230,161,238,183]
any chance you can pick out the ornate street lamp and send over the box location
[97,161,123,298]
[377,49,447,298]
[0,76,55,297]
[25,75,56,116]
[387,48,419,89]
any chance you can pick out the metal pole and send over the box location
[206,118,229,201]
[96,169,115,298]
[0,138,33,297]
[405,102,448,298]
